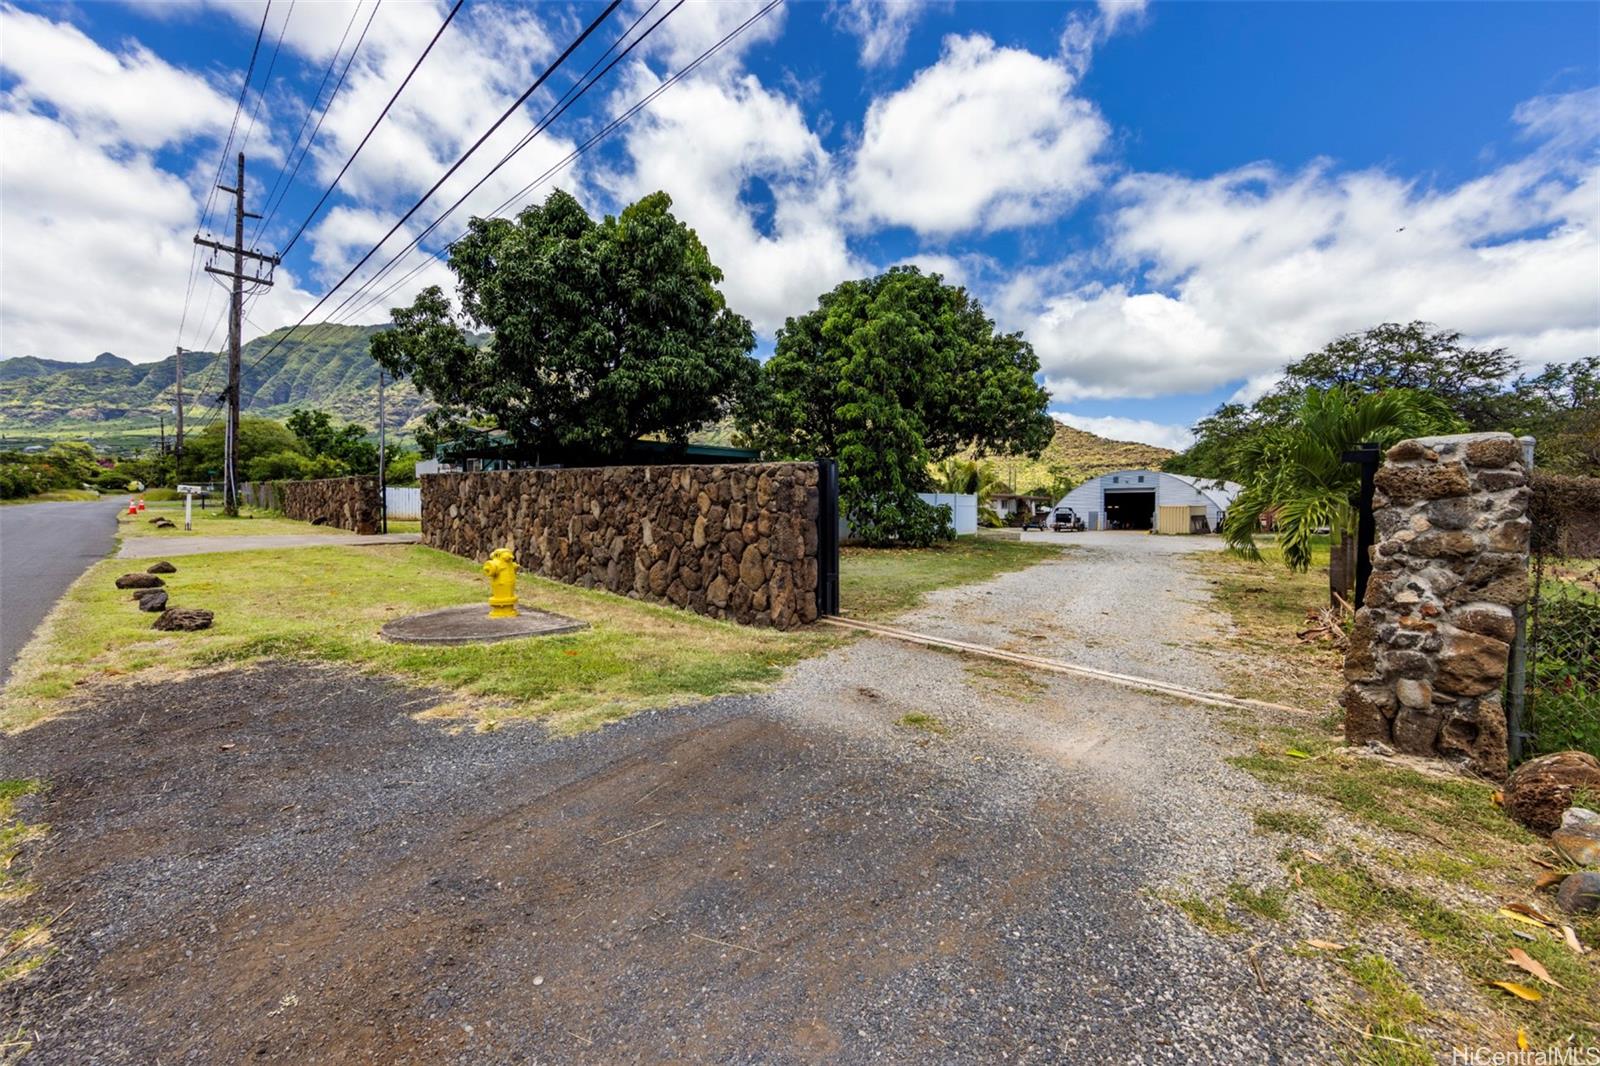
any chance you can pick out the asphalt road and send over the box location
[0,498,123,685]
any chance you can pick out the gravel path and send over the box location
[3,538,1370,1062]
[895,531,1231,691]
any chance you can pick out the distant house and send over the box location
[1052,470,1241,533]
[988,492,1051,521]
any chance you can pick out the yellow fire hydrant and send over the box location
[483,547,520,618]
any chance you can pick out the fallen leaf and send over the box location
[1489,981,1542,1002]
[1517,1030,1530,1051]
[1285,748,1312,759]
[1530,855,1557,870]
[218,743,236,752]
[1561,926,1586,955]
[1492,790,1504,807]
[1534,870,1568,891]
[1302,850,1325,864]
[1507,947,1563,989]
[1498,909,1550,930]
[1306,939,1347,951]
[1504,902,1559,927]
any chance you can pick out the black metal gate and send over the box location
[816,459,840,617]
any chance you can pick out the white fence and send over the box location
[384,485,421,520]
[916,492,978,535]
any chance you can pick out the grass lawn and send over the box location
[118,503,349,538]
[1,490,101,506]
[839,537,1064,620]
[1191,536,1344,714]
[1,544,835,735]
[1189,538,1599,1056]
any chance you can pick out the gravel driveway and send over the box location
[4,537,1362,1063]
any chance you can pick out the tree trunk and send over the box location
[1329,532,1355,609]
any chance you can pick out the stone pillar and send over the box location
[1342,432,1531,779]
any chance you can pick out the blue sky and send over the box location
[2,0,1596,449]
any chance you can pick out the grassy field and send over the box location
[117,503,349,538]
[1191,536,1344,715]
[0,490,102,506]
[1190,538,1599,1056]
[1,544,836,735]
[838,537,1065,620]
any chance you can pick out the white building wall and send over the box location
[1053,470,1234,530]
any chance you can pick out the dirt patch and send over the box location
[3,662,1329,1063]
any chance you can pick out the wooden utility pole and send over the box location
[173,345,185,475]
[197,152,278,515]
[377,367,388,534]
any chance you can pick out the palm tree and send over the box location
[1222,386,1459,606]
[932,457,1009,509]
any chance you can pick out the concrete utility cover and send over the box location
[380,605,588,645]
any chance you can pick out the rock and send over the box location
[1373,462,1471,503]
[1551,824,1600,867]
[1555,871,1600,915]
[152,518,176,528]
[417,463,822,629]
[1562,807,1600,830]
[1433,631,1509,697]
[115,573,164,589]
[146,560,177,574]
[1395,678,1431,708]
[152,607,213,631]
[135,589,168,612]
[1504,751,1600,834]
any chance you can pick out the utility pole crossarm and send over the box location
[193,236,281,264]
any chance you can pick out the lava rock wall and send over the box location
[279,476,382,535]
[1344,432,1532,778]
[421,464,822,629]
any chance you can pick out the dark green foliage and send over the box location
[0,442,102,498]
[179,418,301,483]
[286,408,378,474]
[1221,387,1459,596]
[1169,323,1597,482]
[742,267,1052,546]
[372,189,757,461]
[1269,321,1519,430]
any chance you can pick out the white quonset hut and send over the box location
[1053,471,1242,533]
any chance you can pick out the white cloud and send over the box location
[1059,0,1148,79]
[1001,87,1600,401]
[0,3,234,149]
[1050,411,1193,452]
[633,0,786,74]
[830,0,931,69]
[0,7,315,361]
[600,63,863,334]
[848,34,1108,236]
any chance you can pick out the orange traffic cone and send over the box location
[127,497,138,515]
[137,498,146,512]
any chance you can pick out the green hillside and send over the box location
[0,325,425,437]
[976,421,1176,494]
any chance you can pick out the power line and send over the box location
[277,0,466,259]
[321,0,676,326]
[247,0,622,376]
[336,0,783,330]
[178,1,272,353]
[237,0,296,163]
[253,0,378,242]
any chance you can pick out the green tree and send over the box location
[1222,387,1460,605]
[286,408,378,474]
[179,418,301,482]
[742,267,1053,546]
[372,189,757,461]
[1508,356,1599,476]
[933,458,1008,508]
[1271,321,1518,430]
